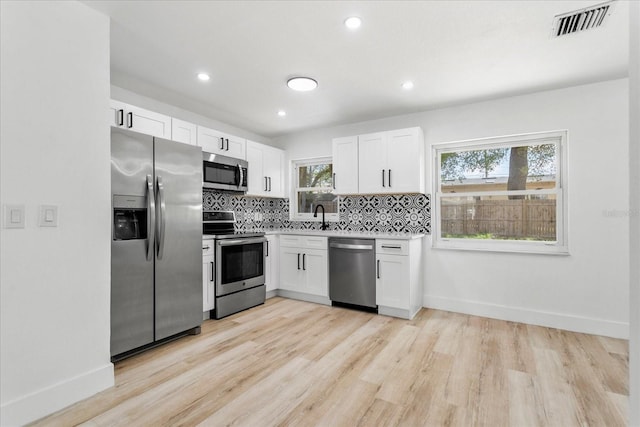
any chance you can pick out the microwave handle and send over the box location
[237,164,244,188]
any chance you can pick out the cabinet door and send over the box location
[332,136,359,194]
[110,100,171,139]
[224,133,246,160]
[197,126,227,155]
[279,247,302,291]
[263,145,285,198]
[386,128,423,193]
[301,249,328,297]
[265,236,279,292]
[245,141,266,197]
[172,118,198,145]
[376,254,409,309]
[202,256,215,311]
[358,132,388,194]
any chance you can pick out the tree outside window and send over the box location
[291,158,339,221]
[435,131,567,254]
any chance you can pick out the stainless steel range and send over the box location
[203,211,267,319]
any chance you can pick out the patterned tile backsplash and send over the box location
[203,190,431,234]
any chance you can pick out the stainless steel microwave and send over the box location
[202,152,248,192]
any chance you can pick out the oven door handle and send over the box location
[217,237,267,246]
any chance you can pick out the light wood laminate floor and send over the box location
[32,297,628,426]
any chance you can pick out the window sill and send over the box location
[433,240,569,256]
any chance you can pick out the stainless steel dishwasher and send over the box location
[329,237,377,309]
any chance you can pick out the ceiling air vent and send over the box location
[552,1,615,37]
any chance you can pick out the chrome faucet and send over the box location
[313,204,329,230]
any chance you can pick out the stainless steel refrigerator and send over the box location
[110,127,202,359]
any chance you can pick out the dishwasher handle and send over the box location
[330,243,374,250]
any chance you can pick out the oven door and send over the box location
[215,237,266,296]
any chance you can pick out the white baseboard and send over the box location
[1,362,114,426]
[378,305,411,320]
[266,289,278,299]
[275,289,331,306]
[423,295,629,339]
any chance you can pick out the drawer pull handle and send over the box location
[202,245,210,250]
[381,245,402,249]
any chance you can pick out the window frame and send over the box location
[433,130,569,255]
[290,156,339,222]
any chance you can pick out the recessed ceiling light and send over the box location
[401,81,414,90]
[277,110,286,117]
[197,73,210,81]
[287,77,318,92]
[344,16,362,30]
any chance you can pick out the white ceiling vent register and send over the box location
[552,1,615,37]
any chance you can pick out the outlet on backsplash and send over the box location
[254,212,263,222]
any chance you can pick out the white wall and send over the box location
[274,78,629,339]
[0,2,113,425]
[629,1,640,424]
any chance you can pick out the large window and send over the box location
[291,157,339,221]
[434,131,567,254]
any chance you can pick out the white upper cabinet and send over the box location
[357,132,388,194]
[358,127,424,194]
[331,135,359,194]
[385,128,424,193]
[246,140,285,198]
[110,100,171,139]
[197,126,246,160]
[171,118,197,146]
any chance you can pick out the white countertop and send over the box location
[203,230,425,241]
[263,229,425,240]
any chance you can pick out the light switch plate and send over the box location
[3,204,25,228]
[38,205,58,227]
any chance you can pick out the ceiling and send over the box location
[83,0,629,138]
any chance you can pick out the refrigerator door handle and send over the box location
[156,175,167,260]
[146,175,156,261]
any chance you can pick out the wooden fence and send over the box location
[441,199,556,240]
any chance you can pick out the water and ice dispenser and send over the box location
[113,195,147,241]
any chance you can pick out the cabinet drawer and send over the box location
[301,236,327,249]
[279,234,328,250]
[376,240,409,255]
[279,235,302,248]
[202,239,215,256]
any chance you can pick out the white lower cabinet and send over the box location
[376,239,423,319]
[279,235,328,299]
[265,235,279,295]
[202,239,215,313]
